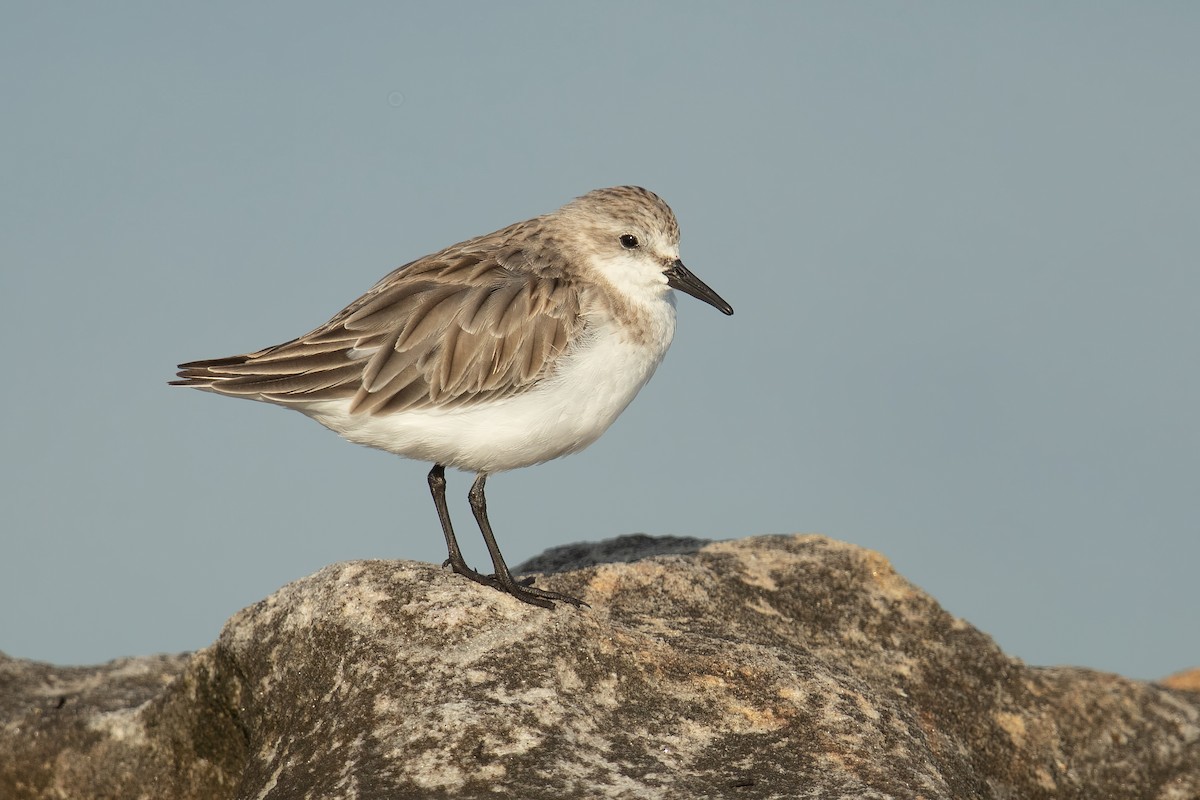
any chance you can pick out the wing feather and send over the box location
[174,238,583,416]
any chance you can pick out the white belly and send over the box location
[299,306,677,473]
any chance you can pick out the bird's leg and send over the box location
[467,473,587,609]
[427,465,499,589]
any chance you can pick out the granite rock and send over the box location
[2,534,1198,799]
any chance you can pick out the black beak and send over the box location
[664,260,734,316]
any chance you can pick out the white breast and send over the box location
[300,298,678,473]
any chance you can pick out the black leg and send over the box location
[427,465,499,590]
[467,473,586,609]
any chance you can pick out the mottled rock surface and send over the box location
[2,535,1198,799]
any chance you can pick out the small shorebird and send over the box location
[173,186,733,608]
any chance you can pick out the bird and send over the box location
[172,186,733,608]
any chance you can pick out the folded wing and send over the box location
[173,250,583,416]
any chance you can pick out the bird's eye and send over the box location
[619,234,640,249]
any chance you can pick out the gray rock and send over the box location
[2,534,1198,799]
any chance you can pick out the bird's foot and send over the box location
[497,577,589,610]
[442,559,586,609]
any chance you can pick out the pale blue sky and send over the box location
[1,3,1196,679]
